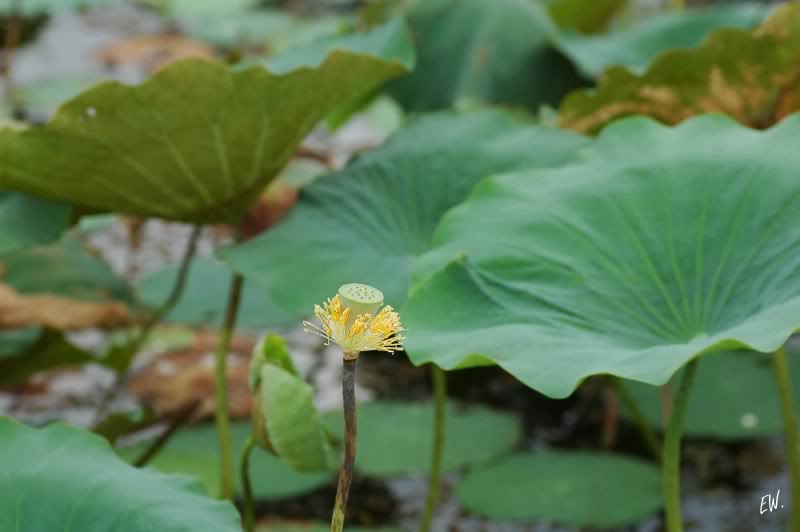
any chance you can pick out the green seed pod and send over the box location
[338,283,383,327]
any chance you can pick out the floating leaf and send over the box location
[557,3,767,78]
[404,114,800,398]
[388,0,585,111]
[621,349,800,439]
[266,18,412,74]
[456,451,661,527]
[560,3,800,134]
[0,51,411,223]
[1,234,130,330]
[324,401,521,476]
[2,233,129,302]
[118,422,333,499]
[0,191,71,254]
[0,418,241,531]
[220,110,588,320]
[0,327,40,358]
[135,257,293,328]
[183,10,348,50]
[0,329,96,385]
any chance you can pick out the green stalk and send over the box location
[420,364,446,532]
[134,400,200,467]
[773,345,800,530]
[240,435,256,532]
[331,354,358,532]
[92,224,202,427]
[214,272,244,500]
[612,377,662,461]
[663,359,698,532]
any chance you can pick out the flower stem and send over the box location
[772,345,800,530]
[240,435,256,532]
[331,355,358,532]
[612,377,662,462]
[214,272,244,500]
[420,364,446,532]
[663,359,698,532]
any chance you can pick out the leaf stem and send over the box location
[92,224,202,427]
[773,345,800,530]
[420,364,446,532]
[214,272,244,500]
[612,377,662,461]
[663,359,698,532]
[134,400,201,467]
[331,354,358,532]
[240,435,256,532]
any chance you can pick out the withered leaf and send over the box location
[560,3,800,134]
[0,282,129,330]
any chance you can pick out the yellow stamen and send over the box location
[303,293,405,354]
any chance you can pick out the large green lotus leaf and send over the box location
[185,9,349,50]
[323,400,521,476]
[560,3,800,134]
[456,451,661,527]
[257,364,331,471]
[135,257,293,329]
[0,191,71,254]
[0,52,411,224]
[557,3,767,78]
[118,422,334,499]
[266,18,413,75]
[388,0,586,112]
[404,114,800,398]
[621,349,800,440]
[220,110,588,319]
[0,418,241,531]
[2,232,130,302]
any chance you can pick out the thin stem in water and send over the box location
[331,354,358,532]
[92,224,202,427]
[612,377,662,461]
[214,272,244,500]
[240,435,257,532]
[663,359,698,532]
[773,345,800,530]
[420,364,446,532]
[134,400,201,467]
[1,0,21,109]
